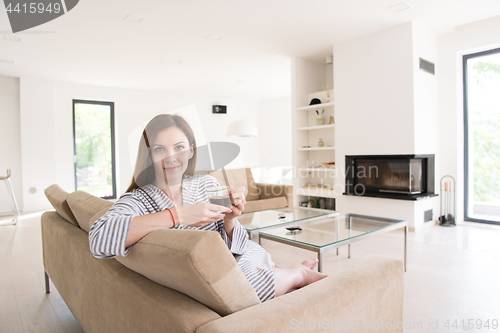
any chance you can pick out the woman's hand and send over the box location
[173,202,232,227]
[223,186,246,239]
[224,186,246,221]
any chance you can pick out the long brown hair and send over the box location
[126,114,197,192]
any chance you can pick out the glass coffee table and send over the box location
[258,214,408,273]
[237,207,339,241]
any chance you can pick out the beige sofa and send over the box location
[197,168,293,213]
[42,185,405,333]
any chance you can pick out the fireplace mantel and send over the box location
[342,192,438,201]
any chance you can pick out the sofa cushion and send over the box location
[41,211,221,333]
[44,185,79,226]
[66,191,113,233]
[209,168,259,201]
[115,229,261,316]
[243,197,288,213]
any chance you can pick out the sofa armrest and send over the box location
[256,183,293,207]
[42,212,221,333]
[196,256,404,333]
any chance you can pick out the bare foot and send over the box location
[293,263,328,289]
[301,258,319,270]
[273,261,329,296]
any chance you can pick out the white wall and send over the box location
[19,78,263,211]
[334,23,416,227]
[20,78,58,212]
[413,22,440,158]
[438,15,500,224]
[334,22,440,231]
[0,75,23,215]
[257,96,292,167]
[335,23,415,159]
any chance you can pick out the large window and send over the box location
[73,100,116,199]
[464,48,500,225]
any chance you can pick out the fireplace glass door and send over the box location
[356,158,425,194]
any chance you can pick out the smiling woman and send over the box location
[150,127,195,205]
[126,115,197,196]
[88,113,327,303]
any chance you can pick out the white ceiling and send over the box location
[1,0,500,100]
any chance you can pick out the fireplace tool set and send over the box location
[439,175,456,227]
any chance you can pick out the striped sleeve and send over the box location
[88,192,146,259]
[216,218,249,255]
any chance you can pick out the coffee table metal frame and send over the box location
[258,213,408,273]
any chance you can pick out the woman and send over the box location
[89,114,327,302]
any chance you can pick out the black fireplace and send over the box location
[344,154,437,201]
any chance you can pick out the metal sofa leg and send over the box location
[45,271,50,293]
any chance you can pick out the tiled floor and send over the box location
[1,212,499,332]
[263,221,500,333]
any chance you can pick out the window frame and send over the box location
[72,99,117,199]
[463,47,500,225]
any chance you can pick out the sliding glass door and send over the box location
[464,48,500,224]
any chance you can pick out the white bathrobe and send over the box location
[88,174,276,302]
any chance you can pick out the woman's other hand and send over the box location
[224,186,246,221]
[174,202,232,227]
[222,186,246,240]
